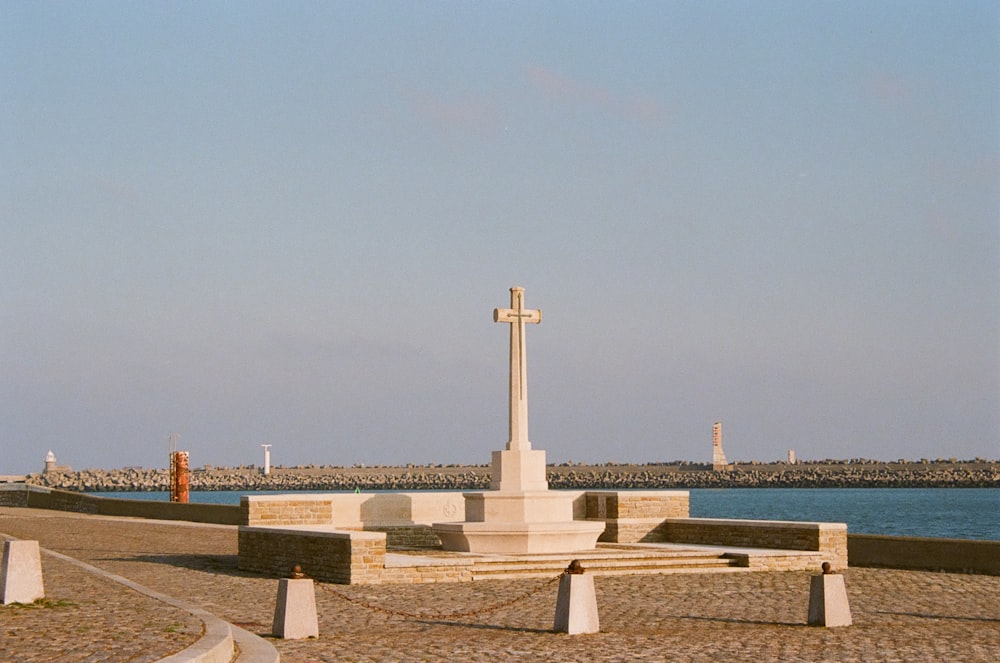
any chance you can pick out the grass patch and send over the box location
[164,621,185,633]
[4,597,76,610]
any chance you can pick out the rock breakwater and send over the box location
[24,460,1000,492]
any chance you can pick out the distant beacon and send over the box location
[43,451,71,474]
[712,422,729,471]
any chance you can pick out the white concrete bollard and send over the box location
[807,573,853,627]
[553,565,599,635]
[1,540,45,605]
[272,578,319,639]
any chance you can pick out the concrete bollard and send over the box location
[807,564,852,627]
[1,540,45,605]
[272,578,319,639]
[553,560,599,635]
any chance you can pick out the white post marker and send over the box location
[807,568,853,627]
[272,577,319,639]
[1,540,45,605]
[554,561,600,635]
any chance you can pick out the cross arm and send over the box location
[494,308,542,324]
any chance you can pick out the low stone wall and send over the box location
[664,517,849,569]
[585,491,689,543]
[240,490,696,546]
[848,534,1000,575]
[241,492,469,547]
[0,484,240,525]
[0,484,29,507]
[238,526,388,584]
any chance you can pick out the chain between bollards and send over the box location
[312,572,564,621]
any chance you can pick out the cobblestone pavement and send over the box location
[0,525,202,662]
[2,507,998,662]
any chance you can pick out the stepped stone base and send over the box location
[433,520,606,554]
[433,490,604,554]
[239,492,848,583]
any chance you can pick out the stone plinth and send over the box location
[554,573,599,634]
[272,578,319,639]
[808,574,852,627]
[465,490,573,522]
[2,540,44,605]
[490,449,547,492]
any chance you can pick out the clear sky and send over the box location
[2,2,998,475]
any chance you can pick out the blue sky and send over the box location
[2,2,998,474]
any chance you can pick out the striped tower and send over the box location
[712,422,729,471]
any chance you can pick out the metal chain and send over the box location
[314,573,563,621]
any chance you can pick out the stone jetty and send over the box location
[23,459,1000,493]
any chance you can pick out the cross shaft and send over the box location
[493,286,541,450]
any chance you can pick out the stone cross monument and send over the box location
[491,286,547,492]
[432,286,604,553]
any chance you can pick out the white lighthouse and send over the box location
[261,444,272,475]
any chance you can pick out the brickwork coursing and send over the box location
[376,525,442,548]
[584,492,690,520]
[238,526,387,584]
[600,520,671,543]
[585,492,689,543]
[240,496,334,526]
[724,552,828,571]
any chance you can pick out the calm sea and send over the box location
[91,487,1000,541]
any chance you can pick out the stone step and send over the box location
[467,552,741,580]
[470,565,748,581]
[469,555,734,573]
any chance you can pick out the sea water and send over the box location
[90,487,1000,541]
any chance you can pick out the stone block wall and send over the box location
[376,525,442,548]
[240,495,334,527]
[238,526,388,584]
[664,518,848,569]
[585,491,690,543]
[240,492,466,531]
